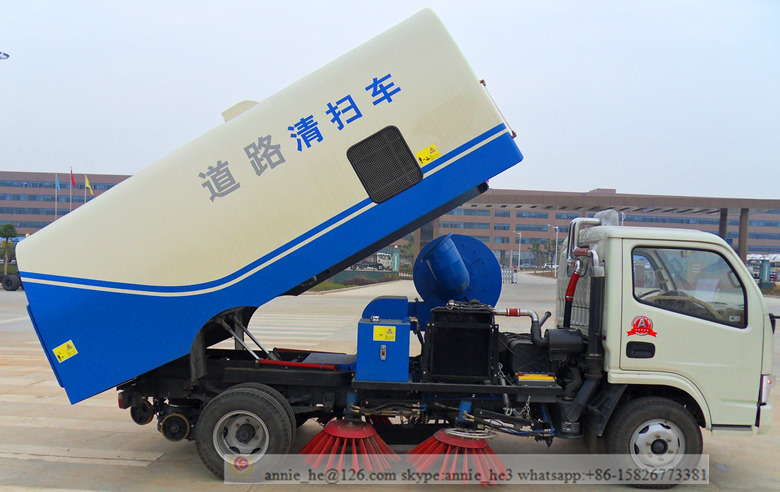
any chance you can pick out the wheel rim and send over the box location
[213,410,270,464]
[629,418,686,468]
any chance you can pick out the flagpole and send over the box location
[54,174,58,221]
[69,168,73,212]
[84,174,86,203]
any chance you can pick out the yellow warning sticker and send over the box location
[516,373,555,381]
[373,325,396,342]
[53,340,78,363]
[415,144,441,167]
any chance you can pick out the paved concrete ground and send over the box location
[1,274,779,491]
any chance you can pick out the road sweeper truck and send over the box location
[17,9,774,486]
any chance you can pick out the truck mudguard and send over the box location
[17,9,523,403]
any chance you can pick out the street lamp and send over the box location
[511,231,522,283]
[514,231,522,268]
[508,236,513,272]
[548,224,560,268]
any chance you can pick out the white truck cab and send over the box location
[558,210,773,463]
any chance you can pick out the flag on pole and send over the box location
[85,175,94,196]
[70,168,75,187]
[55,174,61,191]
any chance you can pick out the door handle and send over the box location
[626,341,655,359]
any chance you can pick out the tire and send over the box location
[194,387,293,479]
[377,264,384,270]
[229,382,296,442]
[2,275,20,291]
[605,397,702,489]
[130,400,155,425]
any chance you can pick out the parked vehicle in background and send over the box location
[351,252,392,270]
[1,273,22,291]
[746,254,780,281]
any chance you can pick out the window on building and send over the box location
[556,213,579,220]
[0,220,53,228]
[623,215,719,226]
[516,224,549,232]
[447,208,491,216]
[440,221,490,230]
[494,223,510,231]
[494,210,511,217]
[748,245,780,254]
[750,220,780,228]
[516,211,548,219]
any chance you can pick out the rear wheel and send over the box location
[229,382,296,442]
[606,397,702,489]
[194,387,293,478]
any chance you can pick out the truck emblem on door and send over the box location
[628,315,657,337]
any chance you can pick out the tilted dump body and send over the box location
[16,9,523,403]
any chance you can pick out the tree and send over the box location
[0,223,18,275]
[400,233,415,256]
[542,238,557,266]
[529,242,544,268]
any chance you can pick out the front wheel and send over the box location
[605,397,702,489]
[194,387,293,478]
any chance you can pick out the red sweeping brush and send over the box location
[406,428,506,486]
[299,419,399,472]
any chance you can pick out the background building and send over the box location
[3,172,779,267]
[0,171,129,236]
[423,188,780,268]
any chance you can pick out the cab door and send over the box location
[620,240,763,427]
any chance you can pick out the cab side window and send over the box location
[632,247,747,328]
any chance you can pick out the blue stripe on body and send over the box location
[23,129,523,403]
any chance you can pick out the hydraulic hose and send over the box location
[562,259,582,328]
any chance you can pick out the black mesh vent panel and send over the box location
[347,126,422,203]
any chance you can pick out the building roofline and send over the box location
[0,170,131,181]
[465,188,780,214]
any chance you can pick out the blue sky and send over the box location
[1,1,778,198]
